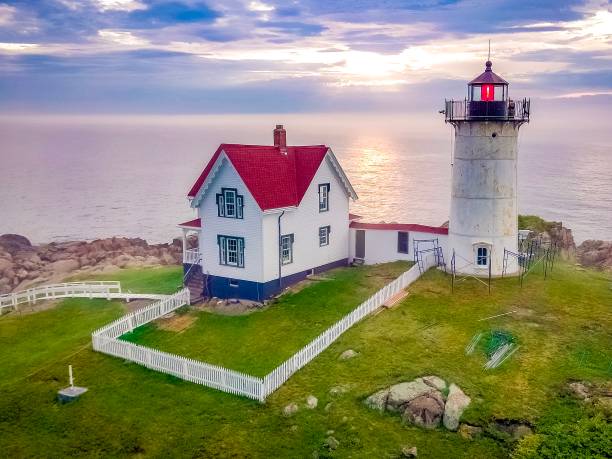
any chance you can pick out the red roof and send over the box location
[350,221,448,235]
[349,213,362,220]
[188,144,330,210]
[469,60,508,85]
[178,218,201,228]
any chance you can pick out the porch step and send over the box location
[352,258,365,266]
[184,269,206,305]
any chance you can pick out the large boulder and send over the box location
[0,234,32,255]
[402,391,445,429]
[387,379,435,412]
[577,240,612,271]
[0,257,13,275]
[364,388,389,412]
[443,384,471,430]
[48,259,80,274]
[419,375,447,393]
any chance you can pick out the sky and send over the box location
[0,0,611,113]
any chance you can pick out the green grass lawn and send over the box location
[120,262,410,376]
[0,262,610,458]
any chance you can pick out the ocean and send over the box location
[1,110,610,244]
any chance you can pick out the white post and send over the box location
[182,228,188,264]
[69,365,74,387]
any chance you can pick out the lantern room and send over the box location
[467,60,509,119]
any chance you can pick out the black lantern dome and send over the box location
[443,60,529,123]
[467,60,509,118]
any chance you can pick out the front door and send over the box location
[355,230,365,259]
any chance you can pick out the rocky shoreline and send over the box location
[1,219,610,295]
[0,234,193,294]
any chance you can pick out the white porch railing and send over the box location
[183,249,200,265]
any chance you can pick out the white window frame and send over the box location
[280,234,293,265]
[217,188,244,219]
[218,235,244,268]
[319,226,330,246]
[318,183,329,212]
[475,245,489,267]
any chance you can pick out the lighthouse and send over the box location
[444,60,530,276]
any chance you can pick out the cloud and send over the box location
[127,1,221,27]
[248,1,275,12]
[98,29,149,45]
[0,0,610,113]
[0,4,16,26]
[94,0,147,12]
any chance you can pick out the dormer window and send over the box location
[217,188,244,219]
[318,183,330,212]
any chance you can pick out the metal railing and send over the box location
[444,98,530,122]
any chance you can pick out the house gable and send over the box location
[188,144,357,212]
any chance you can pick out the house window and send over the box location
[217,235,244,267]
[397,231,409,254]
[319,226,330,246]
[280,234,294,265]
[476,246,489,266]
[217,188,244,219]
[318,183,330,212]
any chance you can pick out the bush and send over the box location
[512,413,612,459]
[518,215,553,233]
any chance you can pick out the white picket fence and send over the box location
[0,281,172,313]
[5,257,434,401]
[90,255,435,401]
[91,287,265,400]
[0,281,121,312]
[262,255,433,397]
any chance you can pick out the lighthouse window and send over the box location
[481,84,495,101]
[476,247,489,266]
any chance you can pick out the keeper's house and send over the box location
[179,125,358,302]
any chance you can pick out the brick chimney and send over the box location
[273,124,287,152]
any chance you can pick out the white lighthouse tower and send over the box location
[445,60,530,276]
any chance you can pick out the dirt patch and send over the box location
[513,308,534,319]
[156,313,197,332]
[192,298,267,316]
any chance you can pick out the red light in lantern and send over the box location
[481,84,494,101]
